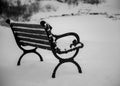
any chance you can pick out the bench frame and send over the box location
[6,19,84,78]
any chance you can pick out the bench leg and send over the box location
[52,59,82,78]
[17,48,43,66]
[71,60,82,73]
[34,51,43,61]
[17,52,26,66]
[52,62,62,78]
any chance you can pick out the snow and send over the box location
[0,14,120,86]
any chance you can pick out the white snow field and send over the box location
[0,14,120,86]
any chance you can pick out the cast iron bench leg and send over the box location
[71,60,82,73]
[17,52,26,66]
[52,62,62,78]
[52,59,82,78]
[17,48,43,66]
[34,51,43,61]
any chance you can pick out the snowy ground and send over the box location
[0,14,120,86]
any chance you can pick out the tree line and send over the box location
[0,0,105,21]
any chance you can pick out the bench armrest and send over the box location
[53,32,84,54]
[53,32,80,42]
[55,42,84,54]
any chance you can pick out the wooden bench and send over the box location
[6,19,84,78]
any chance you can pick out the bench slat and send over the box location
[10,22,52,50]
[13,27,46,35]
[20,41,51,50]
[11,23,44,29]
[18,37,50,46]
[13,26,45,31]
[16,32,49,41]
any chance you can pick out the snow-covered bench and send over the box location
[6,19,84,78]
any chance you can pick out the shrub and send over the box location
[83,0,102,4]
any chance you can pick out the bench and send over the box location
[6,19,84,78]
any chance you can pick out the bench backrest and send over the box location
[10,22,51,50]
